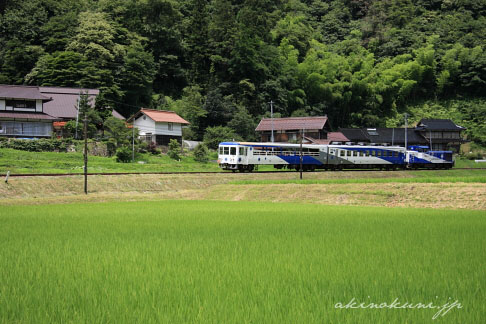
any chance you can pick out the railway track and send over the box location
[1,168,484,177]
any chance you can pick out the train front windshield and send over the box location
[219,146,237,155]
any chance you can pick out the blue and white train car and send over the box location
[218,142,454,172]
[218,142,408,172]
[406,146,454,169]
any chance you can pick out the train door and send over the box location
[238,146,248,165]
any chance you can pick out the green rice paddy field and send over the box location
[1,200,485,323]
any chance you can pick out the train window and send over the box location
[394,151,398,157]
[346,150,351,157]
[223,147,229,155]
[353,151,358,157]
[377,151,381,157]
[219,147,223,155]
[239,147,246,156]
[245,148,248,155]
[340,150,345,157]
[230,147,236,155]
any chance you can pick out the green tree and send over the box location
[227,106,257,141]
[203,126,240,150]
[167,139,181,160]
[193,143,209,163]
[104,116,135,155]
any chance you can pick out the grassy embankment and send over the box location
[0,148,485,174]
[0,148,222,174]
[1,200,484,323]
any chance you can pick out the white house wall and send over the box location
[155,122,182,136]
[134,115,156,135]
[36,99,42,112]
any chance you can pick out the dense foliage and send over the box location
[1,0,486,143]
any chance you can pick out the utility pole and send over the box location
[269,100,274,143]
[132,124,135,162]
[299,128,303,180]
[404,113,408,150]
[83,116,88,194]
[75,93,81,139]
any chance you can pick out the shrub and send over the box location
[0,138,72,152]
[115,146,133,163]
[167,139,181,160]
[464,152,483,160]
[193,143,209,163]
[147,142,160,155]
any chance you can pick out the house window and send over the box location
[168,122,173,131]
[0,121,50,136]
[6,100,36,110]
[143,116,146,120]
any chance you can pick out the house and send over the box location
[38,87,100,137]
[339,119,466,151]
[39,86,99,121]
[128,108,189,145]
[255,116,331,142]
[415,119,466,151]
[0,85,58,138]
[339,128,429,147]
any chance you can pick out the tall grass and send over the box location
[1,201,484,323]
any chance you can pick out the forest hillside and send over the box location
[1,0,485,144]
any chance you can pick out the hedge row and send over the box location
[0,138,77,152]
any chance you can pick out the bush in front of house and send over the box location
[0,138,73,152]
[115,146,133,163]
[463,152,484,160]
[167,139,181,160]
[193,143,209,163]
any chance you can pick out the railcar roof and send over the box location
[219,142,406,149]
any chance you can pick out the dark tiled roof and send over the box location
[39,87,98,119]
[0,112,58,120]
[340,128,428,145]
[339,128,369,142]
[416,119,466,131]
[372,128,428,145]
[256,116,329,131]
[0,85,52,101]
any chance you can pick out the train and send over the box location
[217,142,454,172]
